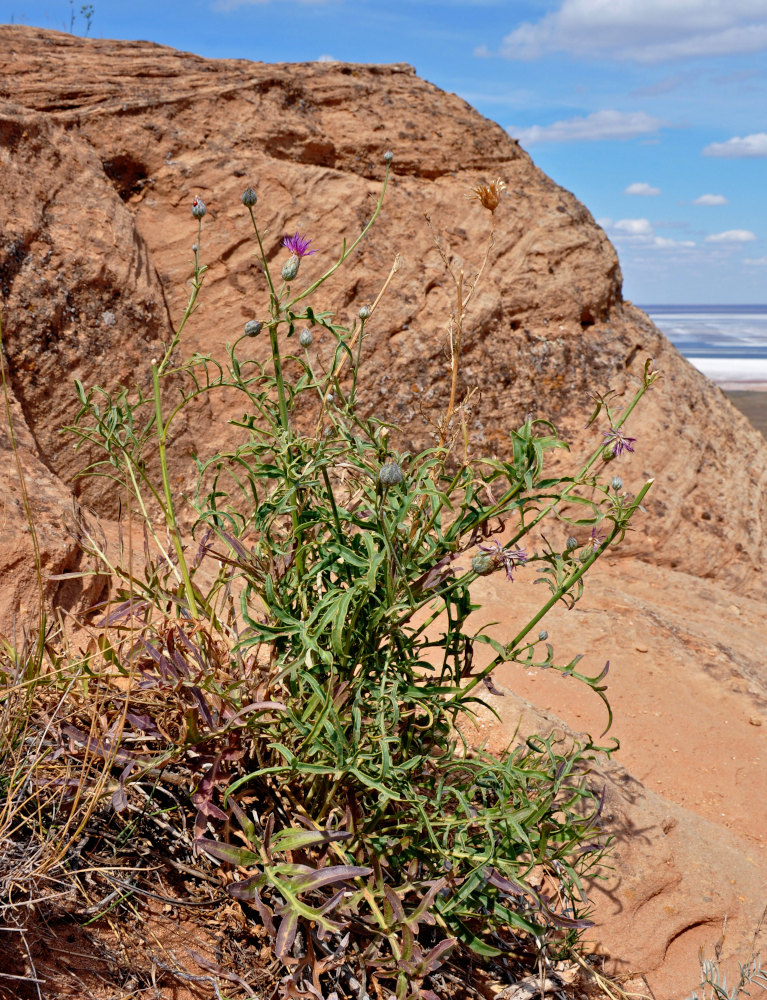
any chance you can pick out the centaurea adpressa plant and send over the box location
[62,153,659,999]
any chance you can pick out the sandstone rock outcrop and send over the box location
[2,26,766,999]
[1,25,765,607]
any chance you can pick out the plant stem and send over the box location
[151,361,199,617]
[454,478,654,704]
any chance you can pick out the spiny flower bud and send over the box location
[611,476,623,491]
[191,197,206,219]
[241,187,257,207]
[566,536,579,550]
[299,328,313,348]
[358,304,371,320]
[379,460,404,487]
[244,320,262,337]
[384,150,394,164]
[471,552,496,576]
[282,254,300,282]
[538,630,548,641]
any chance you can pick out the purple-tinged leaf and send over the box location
[383,885,406,924]
[111,761,136,814]
[227,872,269,900]
[275,909,299,961]
[485,868,527,896]
[189,686,216,729]
[250,885,276,938]
[421,938,457,973]
[124,711,160,735]
[287,865,371,894]
[196,837,260,867]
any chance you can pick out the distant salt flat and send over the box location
[687,357,767,388]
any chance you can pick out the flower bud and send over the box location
[384,150,394,164]
[379,460,404,487]
[566,536,579,550]
[299,328,313,348]
[611,476,623,491]
[241,187,257,207]
[358,304,371,320]
[471,552,495,576]
[282,254,300,282]
[538,630,548,641]
[191,197,206,219]
[244,320,262,338]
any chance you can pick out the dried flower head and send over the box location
[281,232,318,258]
[469,178,506,214]
[474,539,527,582]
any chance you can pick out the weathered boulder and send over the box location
[0,25,765,607]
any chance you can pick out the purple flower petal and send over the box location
[281,231,318,257]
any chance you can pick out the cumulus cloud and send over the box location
[510,110,663,145]
[703,133,767,157]
[598,217,695,249]
[692,193,729,205]
[614,218,654,235]
[317,54,337,62]
[704,230,757,242]
[494,0,767,64]
[624,182,661,196]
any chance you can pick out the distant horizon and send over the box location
[639,303,767,309]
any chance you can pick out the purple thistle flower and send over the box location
[603,426,636,458]
[281,232,318,257]
[477,539,528,582]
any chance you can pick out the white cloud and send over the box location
[495,0,767,64]
[614,218,654,235]
[653,236,695,247]
[692,193,729,205]
[599,217,696,249]
[744,256,767,265]
[703,133,767,158]
[317,54,337,62]
[510,110,663,145]
[704,229,757,242]
[624,182,661,196]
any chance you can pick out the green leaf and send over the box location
[269,827,352,853]
[196,837,260,867]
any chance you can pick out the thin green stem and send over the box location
[453,478,655,706]
[151,361,199,617]
[285,162,392,311]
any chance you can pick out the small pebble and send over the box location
[748,716,763,727]
[635,644,649,653]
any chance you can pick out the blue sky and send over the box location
[5,0,767,304]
